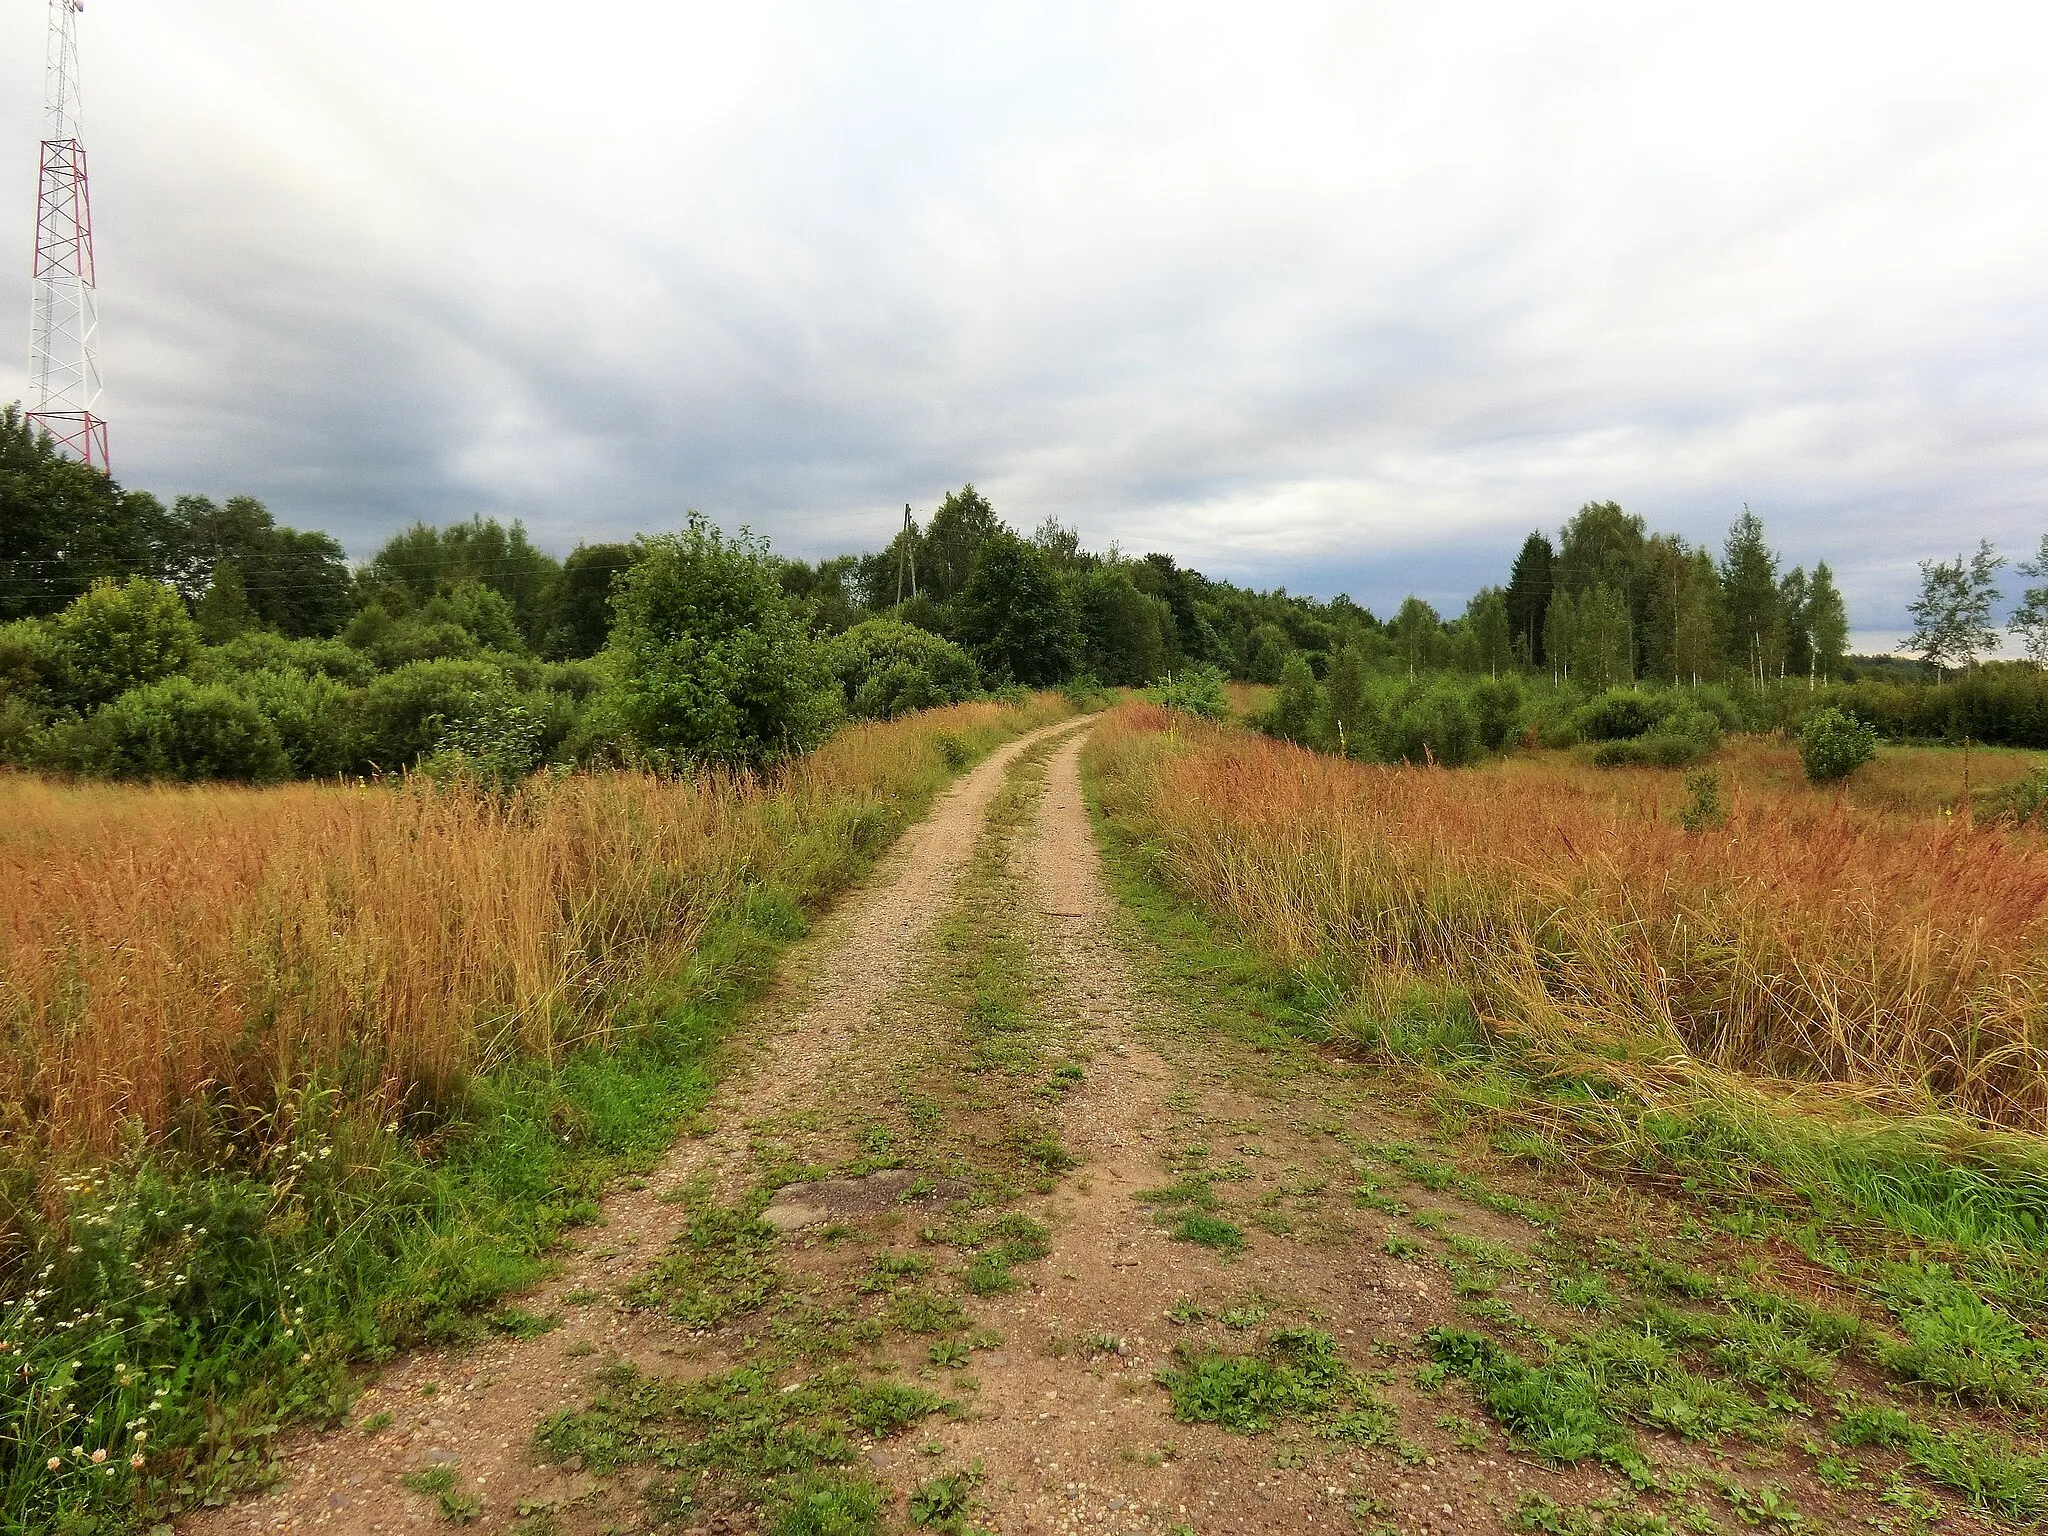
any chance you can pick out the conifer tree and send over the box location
[1503,532,1554,666]
[1720,508,1784,686]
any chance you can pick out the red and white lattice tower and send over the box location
[27,0,107,473]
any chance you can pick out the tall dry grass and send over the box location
[1089,704,2048,1131]
[0,698,1065,1158]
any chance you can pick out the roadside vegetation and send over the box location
[1090,703,2048,1127]
[0,695,1067,1533]
[1085,700,2048,1529]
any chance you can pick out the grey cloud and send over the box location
[4,1,2046,647]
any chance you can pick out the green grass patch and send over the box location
[1425,1329,1646,1476]
[1138,1172,1242,1253]
[908,1465,984,1532]
[920,1212,1051,1266]
[626,1201,781,1326]
[1834,1397,2048,1519]
[960,1252,1016,1296]
[1161,1328,1352,1432]
[855,1251,931,1295]
[1870,1261,2048,1408]
[1159,1328,1422,1459]
[889,1289,968,1335]
[1137,1176,1219,1211]
[538,1362,943,1534]
[771,1471,888,1536]
[402,1464,483,1524]
[1171,1213,1246,1254]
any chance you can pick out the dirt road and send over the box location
[185,718,1849,1536]
[182,717,1087,1536]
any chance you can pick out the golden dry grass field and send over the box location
[0,698,1070,1160]
[1090,704,2048,1131]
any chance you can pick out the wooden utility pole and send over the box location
[895,504,919,605]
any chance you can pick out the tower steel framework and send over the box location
[27,0,106,473]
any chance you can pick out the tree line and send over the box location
[1489,503,1849,690]
[16,383,2048,778]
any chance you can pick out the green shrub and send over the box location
[0,693,48,765]
[1678,769,1724,832]
[352,658,516,772]
[54,676,291,781]
[1312,648,1376,757]
[1472,676,1526,752]
[1980,763,2048,828]
[228,667,360,778]
[47,577,200,710]
[1527,686,1587,749]
[1059,673,1107,709]
[421,582,524,653]
[1687,684,1745,732]
[608,516,842,769]
[1381,682,1480,766]
[1821,664,2048,748]
[1153,665,1230,720]
[539,658,609,702]
[200,631,378,686]
[342,604,485,670]
[416,697,549,791]
[0,616,56,705]
[1591,707,1722,768]
[1246,624,1291,684]
[1263,653,1319,743]
[1798,706,1878,783]
[1572,689,1671,742]
[826,618,980,720]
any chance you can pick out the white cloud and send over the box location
[2,1,2045,631]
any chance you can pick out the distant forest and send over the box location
[2,404,1860,689]
[4,401,2046,779]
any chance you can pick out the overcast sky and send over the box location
[5,2,2046,646]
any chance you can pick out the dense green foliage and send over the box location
[0,586,609,781]
[44,577,200,710]
[607,518,843,769]
[1151,665,1230,720]
[956,530,1081,685]
[1798,707,1879,783]
[13,425,2048,777]
[826,618,980,720]
[1813,664,2048,747]
[50,676,294,781]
